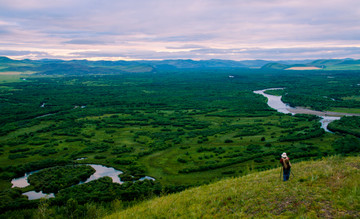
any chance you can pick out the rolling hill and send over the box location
[261,59,360,70]
[1,56,360,74]
[106,156,359,218]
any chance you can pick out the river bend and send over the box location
[254,88,341,132]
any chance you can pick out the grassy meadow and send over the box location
[106,156,360,218]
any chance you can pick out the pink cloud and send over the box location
[0,0,359,60]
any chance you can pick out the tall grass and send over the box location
[106,156,360,218]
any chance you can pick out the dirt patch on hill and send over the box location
[286,67,322,70]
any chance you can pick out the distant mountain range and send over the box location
[261,58,360,70]
[0,56,359,75]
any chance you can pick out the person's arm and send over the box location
[288,159,292,167]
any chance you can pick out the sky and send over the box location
[0,0,360,61]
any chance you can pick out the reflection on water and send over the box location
[254,88,340,132]
[139,176,155,181]
[11,164,155,200]
[11,170,39,188]
[23,191,55,200]
[320,116,341,132]
[81,164,123,184]
[254,88,293,114]
[11,173,31,188]
[76,157,87,160]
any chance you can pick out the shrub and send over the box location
[332,135,360,154]
[221,170,235,174]
[177,158,187,163]
[254,158,264,163]
[114,158,134,165]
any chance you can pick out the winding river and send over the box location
[254,88,342,132]
[13,89,354,200]
[11,164,155,200]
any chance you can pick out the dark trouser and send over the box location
[283,168,291,181]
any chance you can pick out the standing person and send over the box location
[280,152,291,181]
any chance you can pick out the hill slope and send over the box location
[261,59,360,70]
[106,156,359,218]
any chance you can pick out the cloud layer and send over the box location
[0,0,359,60]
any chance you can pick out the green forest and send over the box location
[0,61,360,218]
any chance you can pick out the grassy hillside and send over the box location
[260,59,360,70]
[106,156,359,218]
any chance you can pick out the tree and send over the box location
[35,198,52,219]
[66,198,80,219]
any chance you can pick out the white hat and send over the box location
[281,152,287,158]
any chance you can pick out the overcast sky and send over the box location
[0,0,360,60]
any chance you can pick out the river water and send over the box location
[11,172,33,188]
[23,191,55,200]
[254,88,294,114]
[80,164,123,184]
[254,88,340,132]
[11,164,154,200]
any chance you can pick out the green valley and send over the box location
[0,57,359,218]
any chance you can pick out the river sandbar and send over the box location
[289,107,360,117]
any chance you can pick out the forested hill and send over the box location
[2,56,359,75]
[261,59,360,70]
[106,156,360,218]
